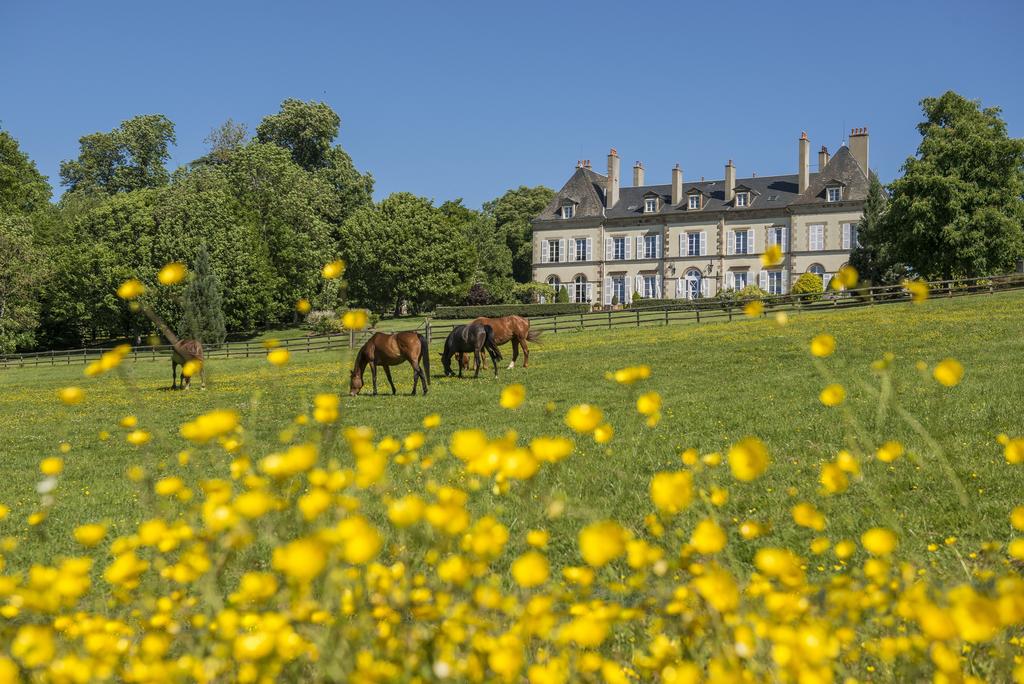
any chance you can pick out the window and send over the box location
[642,275,658,299]
[842,223,858,250]
[561,204,575,219]
[808,263,829,289]
[643,235,659,259]
[573,275,589,303]
[826,187,841,203]
[548,240,562,263]
[687,232,701,257]
[734,230,749,255]
[736,192,749,207]
[688,194,700,210]
[575,238,589,262]
[733,271,749,289]
[644,198,657,213]
[809,224,824,251]
[612,276,626,304]
[767,270,784,295]
[545,276,561,302]
[683,269,702,299]
[769,226,787,252]
[613,236,626,260]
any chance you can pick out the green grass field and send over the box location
[2,290,1023,575]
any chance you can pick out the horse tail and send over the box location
[418,334,430,384]
[484,325,502,359]
[526,328,542,343]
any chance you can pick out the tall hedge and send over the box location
[432,303,590,319]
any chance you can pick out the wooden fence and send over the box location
[3,273,1022,370]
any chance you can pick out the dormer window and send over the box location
[644,198,657,214]
[826,186,842,203]
[561,204,575,219]
[735,192,749,208]
[688,194,700,210]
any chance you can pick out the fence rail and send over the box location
[3,274,1023,370]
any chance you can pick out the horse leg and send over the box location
[508,339,518,370]
[171,360,178,390]
[408,360,421,396]
[371,363,378,396]
[490,347,499,377]
[474,349,481,378]
[384,365,397,395]
[521,339,530,368]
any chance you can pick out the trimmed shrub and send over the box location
[792,272,824,303]
[432,303,590,319]
[556,287,570,303]
[465,283,494,306]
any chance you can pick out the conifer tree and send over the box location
[182,243,226,344]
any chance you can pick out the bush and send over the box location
[611,295,619,306]
[305,311,344,335]
[792,272,824,303]
[465,283,494,306]
[631,291,642,304]
[556,287,569,303]
[509,281,556,304]
[432,303,590,319]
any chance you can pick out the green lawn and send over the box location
[2,290,1023,575]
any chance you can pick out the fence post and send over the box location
[554,315,558,334]
[696,308,701,324]
[664,308,669,326]
[425,320,432,349]
[83,348,87,365]
[349,330,355,349]
[608,312,612,329]
[580,312,584,330]
[636,310,640,327]
[728,309,733,322]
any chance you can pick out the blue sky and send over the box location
[2,0,1022,209]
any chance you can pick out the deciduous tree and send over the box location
[59,114,176,194]
[483,186,555,282]
[0,216,43,353]
[0,129,51,215]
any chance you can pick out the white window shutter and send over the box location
[656,235,662,258]
[727,231,734,255]
[586,283,593,303]
[700,231,707,256]
[702,277,710,297]
[782,269,789,294]
[655,275,662,298]
[558,239,565,262]
[823,273,834,291]
[636,236,644,259]
[749,229,756,254]
[586,237,592,261]
[605,238,613,261]
[567,238,575,262]
[624,237,631,260]
[758,271,768,290]
[541,240,549,264]
[782,227,788,253]
[679,234,685,257]
[842,223,851,250]
[727,271,735,289]
[675,278,682,297]
[604,277,612,304]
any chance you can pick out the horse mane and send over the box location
[138,303,201,361]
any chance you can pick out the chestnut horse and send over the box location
[350,331,429,396]
[469,315,540,369]
[139,303,206,390]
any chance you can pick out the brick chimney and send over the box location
[606,148,620,208]
[724,160,736,203]
[818,145,829,170]
[849,127,869,175]
[798,132,810,194]
[671,164,683,205]
[633,161,644,186]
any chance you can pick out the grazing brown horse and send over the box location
[350,331,430,396]
[469,315,540,369]
[139,304,206,389]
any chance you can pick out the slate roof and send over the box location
[536,166,607,220]
[604,173,813,218]
[790,145,870,205]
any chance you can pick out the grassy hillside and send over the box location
[2,289,1022,571]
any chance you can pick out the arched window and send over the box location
[808,263,825,276]
[573,275,589,303]
[544,276,561,303]
[683,268,703,300]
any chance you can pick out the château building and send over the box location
[531,129,872,305]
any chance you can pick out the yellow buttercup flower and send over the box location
[876,441,904,463]
[422,413,441,429]
[73,523,107,547]
[58,386,85,405]
[775,311,789,326]
[321,260,346,279]
[819,383,846,407]
[500,384,526,409]
[810,333,836,357]
[342,309,369,330]
[905,279,929,303]
[593,423,614,444]
[690,518,727,554]
[40,456,64,476]
[296,298,312,314]
[835,264,858,289]
[792,502,826,531]
[180,409,238,443]
[861,527,898,556]
[126,430,151,446]
[579,521,627,567]
[761,243,782,267]
[1011,506,1024,531]
[611,365,651,384]
[512,551,550,588]
[728,437,769,481]
[116,278,146,300]
[744,300,763,317]
[933,358,964,387]
[565,404,604,434]
[157,261,187,285]
[636,392,661,416]
[267,347,290,366]
[649,471,693,515]
[182,359,202,378]
[819,462,849,494]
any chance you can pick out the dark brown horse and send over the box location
[139,303,206,389]
[350,331,430,396]
[469,315,540,369]
[441,323,501,378]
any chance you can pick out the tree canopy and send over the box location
[0,130,51,215]
[483,185,554,282]
[883,91,1024,279]
[59,114,177,195]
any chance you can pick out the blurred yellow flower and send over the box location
[321,260,345,279]
[579,521,627,567]
[39,457,63,476]
[933,358,964,387]
[388,495,425,527]
[181,359,202,378]
[792,502,826,531]
[157,262,187,285]
[500,384,526,409]
[565,404,604,434]
[57,386,84,405]
[650,471,693,515]
[819,462,849,494]
[422,413,441,429]
[119,415,137,428]
[905,279,929,303]
[761,244,782,267]
[73,523,107,547]
[126,430,151,446]
[342,309,369,330]
[810,333,836,357]
[1012,506,1024,531]
[876,441,904,463]
[835,264,858,289]
[690,519,726,554]
[728,437,769,481]
[611,365,651,384]
[526,529,549,548]
[819,384,846,407]
[296,298,312,314]
[312,393,340,424]
[116,278,146,300]
[180,409,238,443]
[861,527,897,556]
[593,423,614,444]
[636,392,662,416]
[273,538,326,583]
[267,348,290,366]
[744,300,763,317]
[775,311,789,326]
[512,551,549,588]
